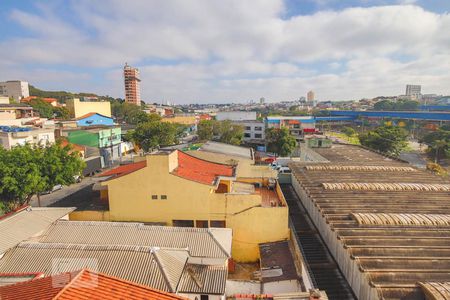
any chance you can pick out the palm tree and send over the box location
[432,139,447,163]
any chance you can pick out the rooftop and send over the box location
[75,112,112,120]
[259,240,299,283]
[0,206,75,254]
[98,161,147,178]
[0,269,188,300]
[290,143,450,299]
[200,141,254,160]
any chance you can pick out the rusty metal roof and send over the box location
[290,144,450,300]
[419,282,450,300]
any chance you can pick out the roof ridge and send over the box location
[207,230,231,258]
[51,269,84,299]
[153,249,176,293]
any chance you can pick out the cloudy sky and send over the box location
[1,0,449,103]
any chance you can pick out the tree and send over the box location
[29,98,54,118]
[266,127,297,156]
[0,143,85,211]
[217,120,244,145]
[132,121,177,152]
[197,120,214,140]
[52,106,70,120]
[341,126,356,138]
[420,129,450,163]
[359,125,408,156]
[373,99,419,111]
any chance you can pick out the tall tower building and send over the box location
[123,63,141,105]
[405,84,421,99]
[307,90,315,102]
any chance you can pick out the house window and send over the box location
[173,220,194,227]
[151,195,158,200]
[161,195,167,200]
[254,126,262,131]
[244,133,251,138]
[201,295,209,300]
[210,220,226,228]
[196,220,209,228]
[245,126,251,130]
[255,133,262,139]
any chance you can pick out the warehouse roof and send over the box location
[0,206,75,254]
[0,269,188,300]
[200,141,253,160]
[290,143,450,299]
[40,220,232,258]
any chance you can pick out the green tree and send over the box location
[341,126,356,138]
[29,98,54,118]
[373,99,419,111]
[420,129,450,163]
[218,120,244,145]
[52,106,70,120]
[132,121,177,152]
[266,127,297,156]
[197,120,215,140]
[373,100,394,111]
[0,143,85,211]
[359,125,408,156]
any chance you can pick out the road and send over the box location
[30,176,103,207]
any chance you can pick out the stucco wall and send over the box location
[66,98,111,118]
[69,210,110,221]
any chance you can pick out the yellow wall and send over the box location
[101,151,289,262]
[161,115,196,125]
[69,210,110,221]
[66,98,112,118]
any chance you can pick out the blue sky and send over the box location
[0,0,449,103]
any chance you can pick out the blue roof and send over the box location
[328,110,450,121]
[0,126,32,133]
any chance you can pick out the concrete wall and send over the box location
[161,115,197,125]
[0,129,55,150]
[0,81,29,100]
[263,280,301,294]
[66,98,111,118]
[69,210,110,221]
[226,280,261,295]
[216,111,257,121]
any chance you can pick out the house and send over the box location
[305,135,332,148]
[87,149,288,262]
[0,206,75,256]
[21,96,58,107]
[0,127,55,150]
[0,104,35,126]
[0,220,231,299]
[0,269,188,300]
[66,98,111,118]
[75,112,114,127]
[266,116,316,141]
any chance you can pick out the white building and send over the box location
[0,81,30,101]
[0,127,55,149]
[406,84,421,99]
[216,111,257,121]
[236,120,265,143]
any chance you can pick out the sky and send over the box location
[0,0,449,104]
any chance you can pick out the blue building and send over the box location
[76,113,114,127]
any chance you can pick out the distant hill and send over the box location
[29,85,120,103]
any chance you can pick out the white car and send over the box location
[278,166,291,174]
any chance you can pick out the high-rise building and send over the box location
[406,84,421,98]
[0,80,29,101]
[307,90,315,102]
[123,63,141,105]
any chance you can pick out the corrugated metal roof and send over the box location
[40,221,231,258]
[322,182,450,192]
[0,207,75,254]
[305,165,416,172]
[0,242,187,293]
[177,264,227,295]
[352,213,450,227]
[419,282,450,300]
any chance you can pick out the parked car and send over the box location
[264,157,276,164]
[278,166,291,174]
[41,184,63,195]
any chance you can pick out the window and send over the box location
[245,126,251,130]
[255,133,262,139]
[244,133,251,138]
[196,220,209,228]
[254,126,263,131]
[151,195,158,200]
[201,295,209,300]
[161,195,167,200]
[173,220,194,227]
[210,220,226,228]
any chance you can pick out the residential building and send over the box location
[0,206,74,256]
[88,149,288,262]
[290,143,450,300]
[0,220,231,299]
[0,97,9,104]
[0,104,34,126]
[75,112,114,127]
[123,63,141,105]
[266,116,316,141]
[162,115,197,126]
[21,96,58,107]
[0,81,29,101]
[307,90,315,102]
[145,104,174,116]
[406,84,422,99]
[234,121,265,144]
[216,111,257,121]
[66,98,112,118]
[0,269,188,300]
[0,127,55,149]
[64,127,122,165]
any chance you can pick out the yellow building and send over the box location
[66,98,112,118]
[85,150,289,262]
[161,115,197,125]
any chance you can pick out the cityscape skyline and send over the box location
[1,0,450,103]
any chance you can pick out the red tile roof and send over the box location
[173,151,234,185]
[0,269,187,300]
[60,139,85,153]
[75,112,112,120]
[98,161,147,178]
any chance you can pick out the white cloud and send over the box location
[0,1,449,102]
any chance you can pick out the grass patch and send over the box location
[325,131,361,145]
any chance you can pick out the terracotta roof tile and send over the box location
[75,112,111,120]
[98,161,147,178]
[173,151,234,185]
[0,269,187,300]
